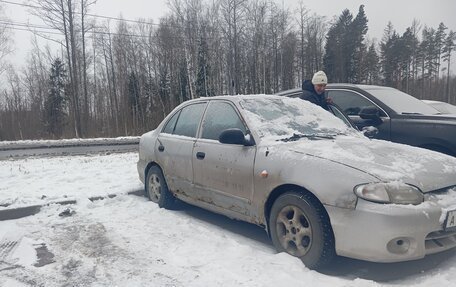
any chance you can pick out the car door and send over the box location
[328,104,357,129]
[155,102,207,195]
[327,89,391,140]
[192,100,256,216]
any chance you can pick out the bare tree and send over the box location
[4,67,26,140]
[30,0,83,137]
[295,1,309,81]
[443,31,456,102]
[220,0,247,94]
[80,0,97,135]
[96,23,120,135]
[0,4,13,76]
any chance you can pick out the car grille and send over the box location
[425,229,456,255]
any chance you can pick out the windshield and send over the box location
[240,96,356,142]
[426,101,456,114]
[365,87,440,115]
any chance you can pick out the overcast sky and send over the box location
[2,0,456,69]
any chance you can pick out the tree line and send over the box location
[0,0,455,141]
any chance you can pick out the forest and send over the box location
[0,0,455,140]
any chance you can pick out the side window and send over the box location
[201,101,247,140]
[162,110,180,134]
[328,90,386,117]
[173,103,206,138]
[329,105,353,128]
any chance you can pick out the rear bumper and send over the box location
[137,159,147,185]
[326,198,456,262]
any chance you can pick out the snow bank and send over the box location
[0,136,140,150]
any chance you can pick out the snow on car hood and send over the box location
[284,136,456,193]
[239,95,455,192]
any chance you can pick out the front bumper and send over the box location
[326,197,456,262]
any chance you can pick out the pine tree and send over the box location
[324,6,368,83]
[398,28,417,92]
[435,23,447,79]
[365,43,380,84]
[349,5,368,83]
[442,31,456,102]
[44,58,67,138]
[380,23,401,86]
[422,27,437,94]
[324,9,353,82]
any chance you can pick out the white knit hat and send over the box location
[311,71,328,85]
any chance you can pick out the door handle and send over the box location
[158,145,165,152]
[196,152,205,160]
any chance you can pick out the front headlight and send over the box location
[354,182,424,205]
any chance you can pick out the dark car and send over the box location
[277,84,456,156]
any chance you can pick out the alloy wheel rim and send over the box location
[276,205,312,257]
[148,174,161,203]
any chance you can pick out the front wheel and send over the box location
[145,165,175,209]
[269,191,335,269]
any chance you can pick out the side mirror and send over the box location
[219,129,254,146]
[359,106,383,125]
[359,106,380,119]
[362,126,379,138]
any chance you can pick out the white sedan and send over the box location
[137,95,456,269]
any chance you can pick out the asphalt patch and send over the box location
[0,200,76,221]
[34,243,55,267]
[0,191,145,221]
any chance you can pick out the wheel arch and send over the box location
[264,184,329,236]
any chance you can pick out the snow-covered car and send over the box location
[422,100,456,114]
[137,95,456,269]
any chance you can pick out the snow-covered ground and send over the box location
[1,152,456,286]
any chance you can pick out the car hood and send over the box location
[283,136,456,193]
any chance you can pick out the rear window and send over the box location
[167,103,206,138]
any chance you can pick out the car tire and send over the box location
[269,191,335,269]
[145,165,175,209]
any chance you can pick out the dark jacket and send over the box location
[300,80,329,110]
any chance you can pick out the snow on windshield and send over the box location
[425,101,456,114]
[240,96,355,141]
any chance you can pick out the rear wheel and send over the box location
[145,165,175,209]
[269,191,335,269]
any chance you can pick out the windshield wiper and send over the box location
[278,133,336,142]
[401,112,423,115]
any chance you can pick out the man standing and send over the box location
[300,71,330,110]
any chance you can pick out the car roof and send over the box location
[183,94,283,104]
[185,84,397,104]
[327,83,392,90]
[275,83,394,96]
